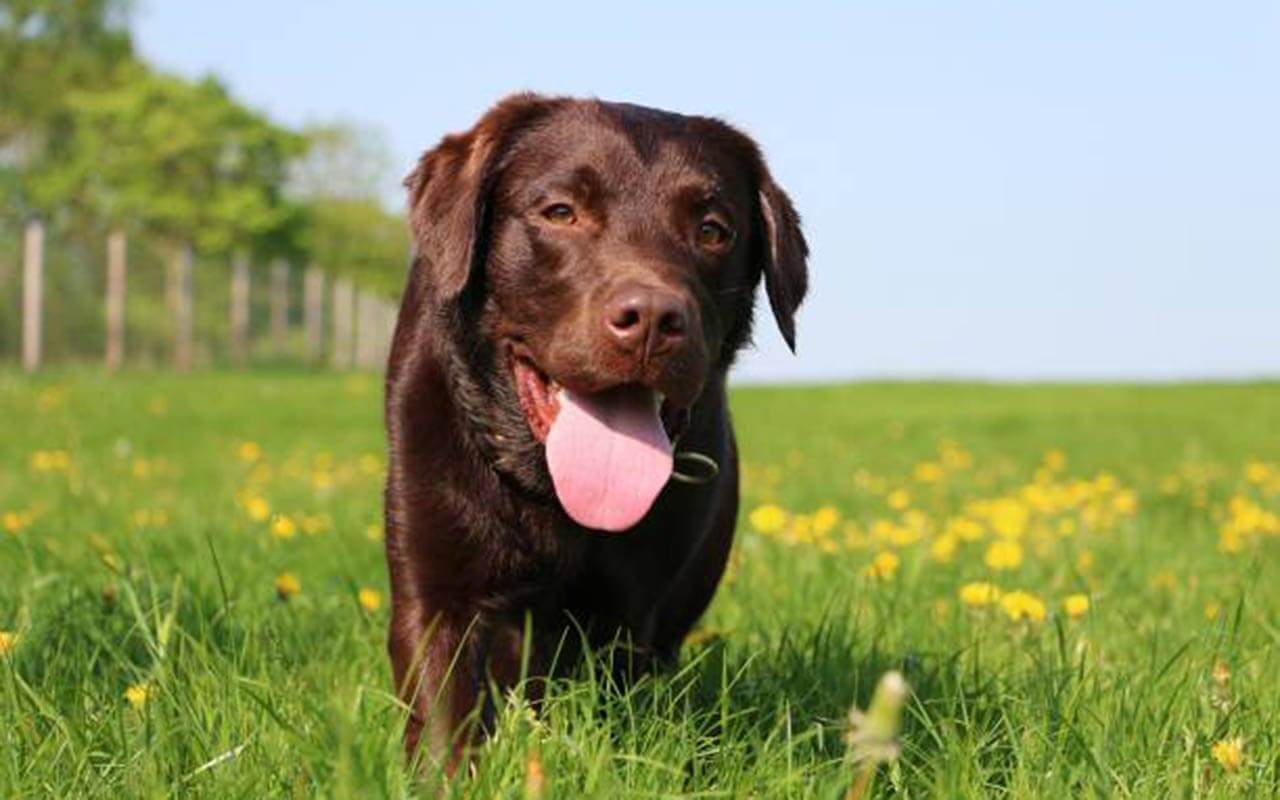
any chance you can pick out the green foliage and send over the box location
[1,0,408,303]
[2,373,1279,797]
[39,70,308,256]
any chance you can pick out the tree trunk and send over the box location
[169,243,194,372]
[303,266,324,364]
[270,259,289,351]
[22,219,44,372]
[105,229,126,371]
[330,278,353,369]
[230,253,250,366]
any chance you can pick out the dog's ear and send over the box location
[757,175,809,352]
[404,94,555,304]
[703,119,810,352]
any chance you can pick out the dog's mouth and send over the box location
[510,353,690,532]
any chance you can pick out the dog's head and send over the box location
[402,94,808,530]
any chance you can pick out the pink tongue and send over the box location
[545,386,673,532]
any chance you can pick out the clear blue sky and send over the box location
[135,2,1280,383]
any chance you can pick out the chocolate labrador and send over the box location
[383,93,808,765]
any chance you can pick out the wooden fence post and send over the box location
[270,259,289,351]
[169,243,194,371]
[22,219,44,372]
[331,278,353,370]
[303,266,324,363]
[230,252,250,366]
[105,229,126,371]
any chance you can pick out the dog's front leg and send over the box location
[389,603,488,776]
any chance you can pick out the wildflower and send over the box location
[275,573,301,600]
[124,682,152,709]
[886,489,910,511]
[1150,571,1177,591]
[1057,518,1077,536]
[365,523,385,542]
[749,504,788,534]
[3,510,32,535]
[357,587,383,612]
[958,581,1001,608]
[270,514,297,540]
[1244,461,1270,484]
[1204,601,1221,621]
[1062,594,1090,619]
[1112,491,1137,515]
[1000,590,1047,623]
[844,671,909,799]
[913,462,943,483]
[29,449,71,472]
[863,551,900,580]
[1212,660,1231,687]
[236,441,262,462]
[929,534,958,563]
[984,540,1024,571]
[946,516,984,542]
[987,498,1028,539]
[243,496,270,522]
[1210,737,1244,772]
[812,505,841,535]
[1043,449,1067,472]
[0,631,17,656]
[1076,550,1094,572]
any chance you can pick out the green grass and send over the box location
[2,371,1278,798]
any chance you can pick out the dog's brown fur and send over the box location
[383,94,807,766]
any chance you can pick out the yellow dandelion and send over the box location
[1076,550,1095,573]
[913,462,943,483]
[959,581,1001,608]
[1204,601,1221,621]
[749,503,788,534]
[886,489,911,511]
[1043,449,1067,472]
[236,441,262,462]
[275,572,301,600]
[1112,491,1137,515]
[1062,593,1090,620]
[3,510,32,535]
[243,496,270,522]
[1000,590,1047,623]
[946,516,984,542]
[1057,518,1077,537]
[1210,737,1244,772]
[365,523,385,542]
[1150,571,1177,591]
[0,630,17,656]
[124,682,152,709]
[863,551,900,580]
[357,587,383,612]
[270,514,297,540]
[984,540,1024,571]
[812,505,841,535]
[1244,461,1270,485]
[929,534,958,563]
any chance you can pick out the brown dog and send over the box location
[383,94,808,765]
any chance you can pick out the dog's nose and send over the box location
[605,285,690,357]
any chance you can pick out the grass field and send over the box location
[2,371,1278,798]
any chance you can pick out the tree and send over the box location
[0,0,136,221]
[39,71,307,256]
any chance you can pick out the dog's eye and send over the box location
[541,203,577,225]
[696,219,733,250]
